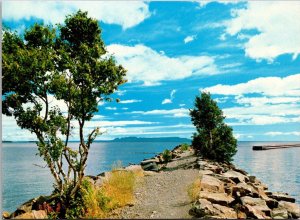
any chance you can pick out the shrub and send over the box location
[180,143,190,151]
[187,178,201,202]
[190,92,237,162]
[162,149,172,163]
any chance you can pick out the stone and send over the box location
[271,208,289,219]
[241,196,271,216]
[140,159,158,165]
[222,170,249,184]
[237,210,247,219]
[199,170,213,176]
[141,162,159,172]
[212,204,237,218]
[200,191,235,206]
[232,182,259,198]
[243,204,269,219]
[269,192,296,203]
[232,167,248,176]
[14,212,35,219]
[2,211,10,219]
[200,175,225,193]
[32,210,47,219]
[278,201,300,218]
[94,176,106,187]
[189,199,237,218]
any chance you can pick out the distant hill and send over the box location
[103,137,191,143]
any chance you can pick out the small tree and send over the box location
[2,10,126,207]
[190,92,237,162]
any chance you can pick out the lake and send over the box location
[2,141,300,212]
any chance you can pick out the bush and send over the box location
[162,149,172,163]
[180,143,190,151]
[190,92,237,162]
[187,178,201,202]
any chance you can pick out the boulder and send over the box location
[200,191,234,206]
[140,159,158,166]
[200,175,225,193]
[14,210,47,219]
[241,196,271,216]
[212,204,237,218]
[232,167,248,176]
[2,211,10,219]
[189,199,237,218]
[232,182,259,198]
[271,208,289,219]
[141,162,159,172]
[199,170,213,176]
[94,176,106,187]
[278,201,300,218]
[269,192,296,203]
[222,170,249,184]
[243,204,269,219]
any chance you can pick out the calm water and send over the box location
[2,141,300,211]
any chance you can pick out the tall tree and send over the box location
[2,11,126,204]
[190,92,237,162]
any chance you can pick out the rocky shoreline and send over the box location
[3,145,300,219]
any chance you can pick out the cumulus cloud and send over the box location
[162,90,176,105]
[224,1,300,61]
[131,108,189,118]
[184,35,196,44]
[119,99,142,104]
[203,73,300,97]
[3,1,151,29]
[107,44,218,86]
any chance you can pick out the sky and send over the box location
[2,0,300,141]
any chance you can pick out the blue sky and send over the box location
[2,1,300,141]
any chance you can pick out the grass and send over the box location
[80,161,144,218]
[180,143,190,151]
[187,178,201,202]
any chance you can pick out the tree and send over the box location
[190,92,237,162]
[2,10,126,206]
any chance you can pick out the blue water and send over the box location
[2,141,300,212]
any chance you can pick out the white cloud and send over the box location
[265,132,300,137]
[162,89,176,105]
[105,107,117,110]
[119,99,142,104]
[235,96,300,107]
[225,1,300,61]
[179,104,186,107]
[184,35,196,44]
[3,1,151,29]
[107,44,218,86]
[197,0,243,7]
[131,108,189,118]
[115,90,127,96]
[203,73,300,97]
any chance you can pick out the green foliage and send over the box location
[180,143,190,151]
[190,92,237,162]
[2,10,126,211]
[162,149,172,163]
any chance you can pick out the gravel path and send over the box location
[120,151,199,219]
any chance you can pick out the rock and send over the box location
[237,210,247,219]
[243,204,269,219]
[232,182,259,198]
[141,159,159,165]
[32,210,47,219]
[206,164,223,174]
[199,170,213,176]
[200,175,225,193]
[271,208,289,219]
[248,175,256,183]
[278,201,300,218]
[232,167,248,176]
[141,162,159,172]
[94,176,106,187]
[200,191,234,206]
[222,170,249,184]
[2,211,10,219]
[125,164,142,172]
[241,196,271,216]
[269,192,296,203]
[189,199,237,218]
[212,204,237,218]
[14,212,35,219]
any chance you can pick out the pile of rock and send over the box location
[189,159,300,219]
[140,144,192,172]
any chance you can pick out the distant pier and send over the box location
[253,144,300,151]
